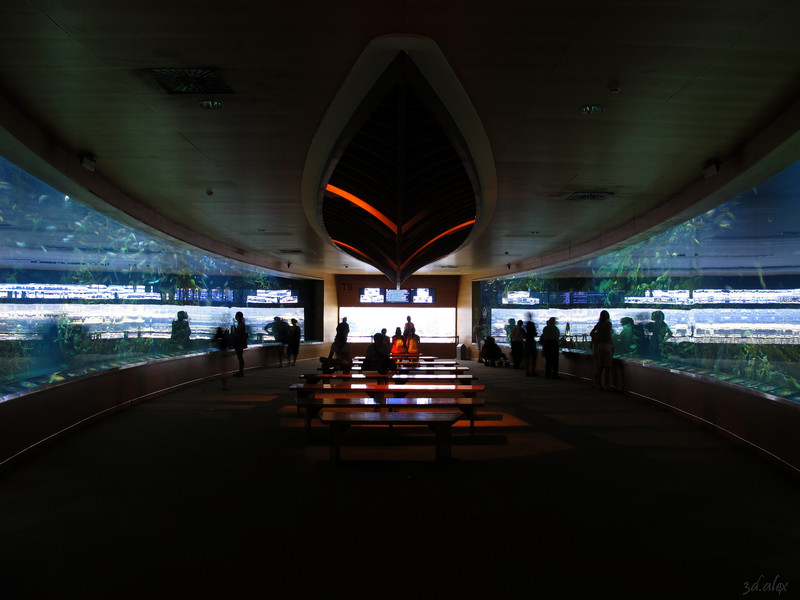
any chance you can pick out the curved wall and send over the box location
[0,343,320,471]
[559,351,800,476]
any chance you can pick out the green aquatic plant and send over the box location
[0,340,32,383]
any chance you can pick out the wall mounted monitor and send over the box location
[385,288,410,303]
[502,290,539,305]
[548,291,571,305]
[246,289,297,304]
[359,287,385,303]
[411,288,435,303]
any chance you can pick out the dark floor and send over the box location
[1,359,799,600]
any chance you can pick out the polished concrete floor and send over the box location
[1,358,799,599]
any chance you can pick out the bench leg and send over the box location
[430,423,453,461]
[305,406,321,440]
[461,407,476,439]
[328,423,350,461]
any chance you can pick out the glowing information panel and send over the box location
[359,288,436,304]
[338,307,455,342]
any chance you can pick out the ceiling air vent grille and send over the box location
[567,192,614,201]
[149,68,234,94]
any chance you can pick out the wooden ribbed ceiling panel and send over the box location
[322,53,479,287]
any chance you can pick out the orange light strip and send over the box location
[331,239,372,261]
[400,219,476,270]
[331,239,397,269]
[325,184,397,233]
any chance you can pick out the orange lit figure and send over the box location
[406,333,420,355]
[390,327,406,355]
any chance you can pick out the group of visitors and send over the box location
[616,310,673,360]
[587,309,675,391]
[364,315,422,373]
[264,316,302,367]
[390,315,420,355]
[475,308,673,390]
[474,313,561,378]
[320,315,423,375]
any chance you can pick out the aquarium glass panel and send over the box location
[479,160,800,400]
[0,155,315,396]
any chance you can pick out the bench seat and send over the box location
[351,365,470,374]
[290,383,484,400]
[300,373,476,384]
[318,408,463,461]
[296,396,485,437]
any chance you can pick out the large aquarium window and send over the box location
[479,160,800,401]
[338,307,457,344]
[0,155,317,396]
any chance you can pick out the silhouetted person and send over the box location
[618,317,637,356]
[170,310,191,348]
[646,310,673,359]
[233,311,247,377]
[287,318,301,366]
[265,316,289,366]
[524,313,538,376]
[473,318,488,362]
[619,317,647,356]
[391,326,406,355]
[403,315,415,348]
[540,317,560,379]
[510,319,525,369]
[480,336,506,367]
[335,317,349,344]
[406,332,420,355]
[364,332,395,374]
[505,317,516,344]
[590,310,614,391]
[322,338,352,373]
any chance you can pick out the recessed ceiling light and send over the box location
[567,191,614,201]
[198,100,224,110]
[579,104,604,115]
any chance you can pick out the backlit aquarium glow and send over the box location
[0,155,317,396]
[338,307,456,343]
[480,160,800,401]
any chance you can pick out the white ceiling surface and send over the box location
[1,1,800,281]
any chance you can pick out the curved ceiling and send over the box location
[320,53,479,287]
[1,3,800,281]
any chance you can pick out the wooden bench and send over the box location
[352,358,459,366]
[354,355,440,362]
[351,365,470,374]
[318,408,463,462]
[290,383,484,401]
[300,372,476,384]
[296,396,485,438]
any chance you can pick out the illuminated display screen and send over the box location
[245,289,298,304]
[357,288,436,304]
[548,292,571,305]
[385,288,410,303]
[359,288,384,303]
[412,288,434,303]
[570,291,608,305]
[502,291,539,305]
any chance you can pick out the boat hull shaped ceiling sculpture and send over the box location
[321,52,480,287]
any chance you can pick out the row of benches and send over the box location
[292,356,485,462]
